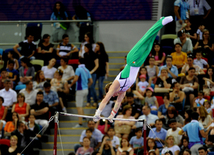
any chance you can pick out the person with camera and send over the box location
[99,135,116,155]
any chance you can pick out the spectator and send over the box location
[135,66,149,89]
[33,70,46,90]
[158,55,178,79]
[43,82,59,115]
[169,82,185,111]
[69,58,93,127]
[148,119,167,149]
[85,128,98,149]
[203,100,211,115]
[11,121,35,154]
[0,68,13,89]
[20,80,38,106]
[197,106,212,129]
[84,43,99,107]
[137,74,149,96]
[158,94,174,119]
[179,136,190,154]
[6,50,19,70]
[184,109,193,125]
[120,92,142,118]
[193,51,208,69]
[182,150,191,155]
[0,96,7,137]
[75,120,102,152]
[129,128,144,154]
[155,67,172,90]
[174,0,190,33]
[6,135,21,155]
[161,135,180,155]
[13,34,36,60]
[182,19,197,45]
[76,137,94,155]
[198,146,208,155]
[180,67,199,107]
[4,112,19,137]
[181,54,205,75]
[117,138,134,155]
[50,2,69,42]
[150,43,166,66]
[196,24,205,41]
[193,91,205,107]
[114,105,135,138]
[194,30,214,64]
[37,34,54,64]
[179,112,207,155]
[41,58,57,81]
[6,60,19,86]
[136,105,158,128]
[203,67,214,95]
[12,93,30,121]
[145,88,159,110]
[146,56,159,83]
[0,79,17,108]
[56,34,79,58]
[58,57,75,84]
[174,31,193,54]
[164,151,173,155]
[79,32,96,58]
[171,43,187,70]
[50,69,69,112]
[187,0,211,32]
[30,91,49,134]
[18,57,35,84]
[27,114,42,149]
[106,127,120,149]
[165,107,184,128]
[166,119,182,145]
[99,135,116,155]
[95,42,109,100]
[146,138,159,155]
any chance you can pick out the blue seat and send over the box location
[4,48,20,55]
[208,152,214,155]
[15,84,26,91]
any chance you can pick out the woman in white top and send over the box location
[41,58,57,80]
[161,135,180,155]
[117,138,134,155]
[33,70,46,90]
[79,32,96,58]
[197,106,212,129]
[58,57,75,83]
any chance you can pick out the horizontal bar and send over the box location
[0,42,81,46]
[60,112,144,122]
[0,20,91,23]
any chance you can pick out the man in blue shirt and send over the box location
[148,119,167,148]
[70,58,93,128]
[158,55,178,79]
[179,112,207,155]
[174,0,190,33]
[43,82,59,115]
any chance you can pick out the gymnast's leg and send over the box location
[94,16,173,121]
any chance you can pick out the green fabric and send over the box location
[57,15,69,30]
[120,17,165,79]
